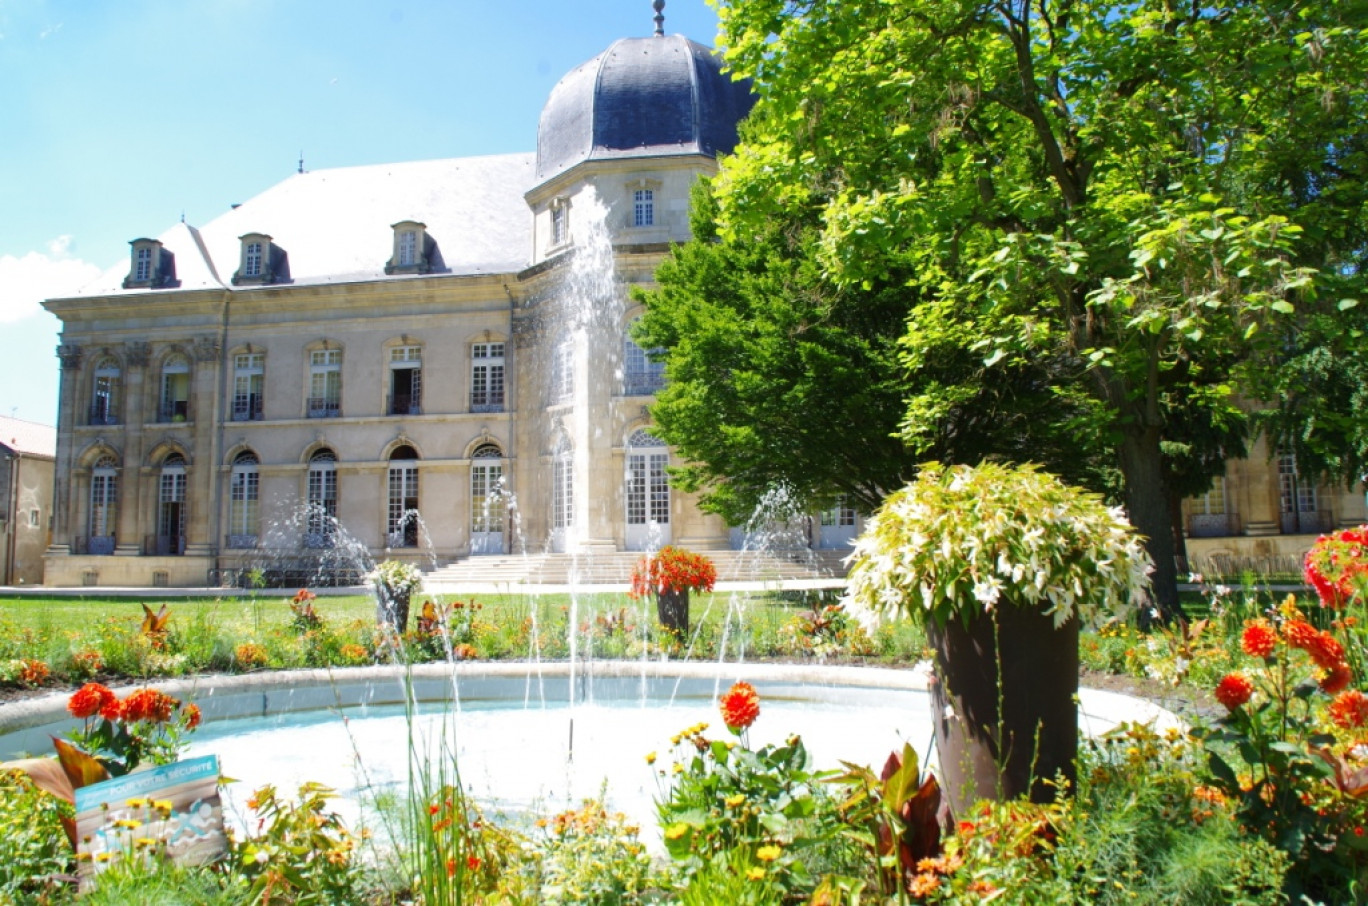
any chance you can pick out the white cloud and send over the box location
[0,239,102,324]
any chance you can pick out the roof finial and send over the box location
[298,151,305,174]
[653,0,665,36]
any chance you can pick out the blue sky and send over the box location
[0,0,723,425]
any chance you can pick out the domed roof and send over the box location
[535,34,754,183]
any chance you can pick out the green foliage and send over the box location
[0,771,72,904]
[534,799,653,905]
[228,782,363,905]
[78,859,249,906]
[848,461,1152,629]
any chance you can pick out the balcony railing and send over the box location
[157,400,190,423]
[87,404,120,426]
[230,395,263,421]
[307,397,341,418]
[147,534,186,556]
[226,534,258,549]
[470,388,505,413]
[1188,513,1242,538]
[73,535,116,555]
[1281,510,1334,535]
[303,532,336,550]
[388,393,422,416]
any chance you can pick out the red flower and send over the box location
[467,854,481,871]
[292,588,316,604]
[121,688,178,724]
[1319,662,1354,696]
[719,681,761,731]
[1283,619,1319,651]
[1306,631,1346,670]
[1214,673,1254,711]
[1240,620,1278,659]
[629,546,718,597]
[67,682,117,719]
[1330,690,1368,729]
[1305,526,1368,607]
[183,703,202,730]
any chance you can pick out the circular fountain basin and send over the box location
[0,662,1179,842]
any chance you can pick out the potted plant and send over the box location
[369,559,423,633]
[629,545,717,636]
[847,461,1151,813]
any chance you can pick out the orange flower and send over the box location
[1283,619,1319,651]
[467,854,481,871]
[719,681,761,731]
[1214,673,1254,711]
[68,682,117,719]
[292,588,316,604]
[1330,690,1368,729]
[1306,631,1346,670]
[183,703,202,730]
[1240,619,1278,659]
[121,688,178,723]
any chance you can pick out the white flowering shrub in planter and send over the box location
[847,462,1151,813]
[369,559,424,634]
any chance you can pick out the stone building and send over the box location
[0,416,56,586]
[40,18,770,588]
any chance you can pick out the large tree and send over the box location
[691,0,1368,614]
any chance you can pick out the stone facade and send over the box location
[0,417,56,586]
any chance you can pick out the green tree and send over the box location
[701,0,1367,614]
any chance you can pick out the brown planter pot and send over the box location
[656,587,689,636]
[377,590,412,634]
[928,604,1079,816]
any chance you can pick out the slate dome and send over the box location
[535,33,754,183]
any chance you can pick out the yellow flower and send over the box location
[153,799,174,811]
[725,794,746,808]
[672,763,683,774]
[125,797,149,808]
[665,823,690,841]
[645,751,657,764]
[756,844,782,862]
[747,867,766,880]
[112,819,142,829]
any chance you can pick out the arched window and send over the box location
[388,445,420,547]
[306,449,338,546]
[470,444,505,554]
[156,453,187,555]
[552,435,573,531]
[228,452,259,548]
[622,319,665,396]
[88,455,118,554]
[90,357,121,426]
[159,354,190,422]
[625,429,669,550]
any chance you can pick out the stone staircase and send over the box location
[421,549,850,589]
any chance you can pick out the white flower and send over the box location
[972,577,1002,608]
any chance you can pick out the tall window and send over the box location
[134,246,152,282]
[90,357,121,425]
[470,444,505,545]
[306,449,338,546]
[159,354,190,422]
[633,188,654,227]
[1188,477,1231,538]
[397,230,418,267]
[625,430,669,527]
[228,452,259,547]
[552,336,574,403]
[387,445,420,547]
[1279,452,1320,534]
[389,345,422,415]
[232,353,264,421]
[89,456,118,555]
[470,342,505,412]
[157,454,187,555]
[309,348,342,417]
[820,496,857,528]
[243,241,264,278]
[551,203,568,246]
[622,322,666,396]
[552,435,573,531]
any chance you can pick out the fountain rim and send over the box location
[0,660,1180,742]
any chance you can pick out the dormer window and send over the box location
[122,239,177,289]
[385,221,434,275]
[232,233,287,285]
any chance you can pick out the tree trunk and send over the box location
[929,606,1079,817]
[1118,425,1183,624]
[657,588,689,636]
[378,590,411,634]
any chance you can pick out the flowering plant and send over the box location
[368,559,423,597]
[628,546,717,598]
[847,461,1152,628]
[1305,525,1368,608]
[719,681,761,736]
[66,682,201,776]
